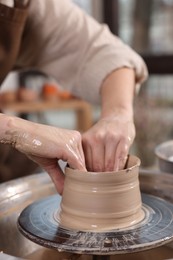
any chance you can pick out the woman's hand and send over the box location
[0,114,86,194]
[82,114,135,172]
[82,68,136,172]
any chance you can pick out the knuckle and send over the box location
[95,131,106,142]
[105,131,119,142]
[82,134,89,144]
[73,130,82,142]
[119,135,131,145]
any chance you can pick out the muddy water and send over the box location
[27,245,173,260]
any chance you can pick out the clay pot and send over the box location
[59,155,144,231]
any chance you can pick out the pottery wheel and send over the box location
[18,193,173,255]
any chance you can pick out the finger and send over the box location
[90,143,105,172]
[67,154,87,171]
[69,150,87,171]
[77,140,86,168]
[104,139,119,172]
[65,143,86,171]
[66,132,87,171]
[82,141,93,172]
[45,163,65,195]
[114,138,129,171]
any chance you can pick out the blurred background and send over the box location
[111,0,173,167]
[1,0,173,182]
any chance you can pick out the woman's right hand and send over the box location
[0,114,86,194]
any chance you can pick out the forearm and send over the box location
[0,113,12,143]
[0,113,29,147]
[0,113,86,194]
[100,68,135,120]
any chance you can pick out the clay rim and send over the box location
[65,155,141,176]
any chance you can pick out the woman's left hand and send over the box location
[82,115,135,172]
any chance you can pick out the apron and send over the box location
[0,0,29,84]
[0,0,39,182]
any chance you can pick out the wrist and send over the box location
[101,105,134,120]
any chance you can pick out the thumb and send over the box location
[44,163,65,195]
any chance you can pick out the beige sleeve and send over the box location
[0,0,14,7]
[16,0,148,104]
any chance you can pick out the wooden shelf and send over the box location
[0,99,93,132]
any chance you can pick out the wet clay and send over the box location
[59,155,144,231]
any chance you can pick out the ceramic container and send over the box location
[155,140,173,173]
[59,155,144,231]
